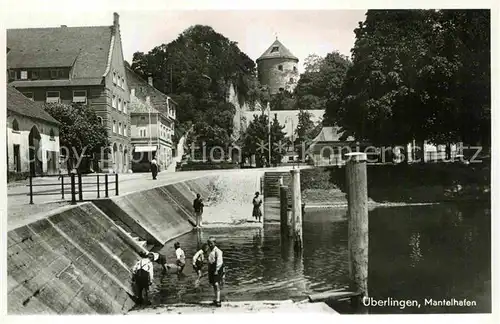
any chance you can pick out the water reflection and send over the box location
[149,202,490,313]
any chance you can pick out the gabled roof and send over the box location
[129,95,159,114]
[125,67,177,116]
[7,26,114,79]
[311,126,355,143]
[7,86,59,125]
[256,39,299,62]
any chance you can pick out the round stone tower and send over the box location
[256,38,299,95]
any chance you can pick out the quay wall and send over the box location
[7,203,141,314]
[7,175,219,314]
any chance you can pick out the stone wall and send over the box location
[257,58,299,95]
[7,203,142,314]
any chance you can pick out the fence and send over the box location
[28,173,119,205]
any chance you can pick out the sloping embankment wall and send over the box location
[7,175,219,314]
[7,203,142,314]
[93,176,217,245]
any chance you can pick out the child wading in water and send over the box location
[252,191,263,223]
[192,243,208,286]
[174,242,186,274]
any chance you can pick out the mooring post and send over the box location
[70,173,76,205]
[345,152,369,303]
[280,185,289,238]
[29,175,33,205]
[78,173,83,201]
[290,168,303,251]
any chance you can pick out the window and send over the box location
[73,90,87,104]
[139,127,147,137]
[278,65,283,71]
[20,70,28,80]
[121,77,125,89]
[49,129,55,140]
[113,72,117,84]
[97,116,103,125]
[50,69,58,79]
[12,119,19,132]
[117,76,122,87]
[289,156,294,162]
[112,95,117,109]
[118,122,122,135]
[118,98,122,111]
[23,92,34,101]
[141,116,146,121]
[271,46,279,53]
[113,120,116,133]
[46,91,60,104]
[123,102,127,114]
[8,70,16,80]
[32,70,39,80]
[293,66,297,72]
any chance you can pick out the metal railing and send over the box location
[27,173,119,205]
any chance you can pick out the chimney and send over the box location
[131,89,135,97]
[148,76,153,86]
[113,12,119,27]
[146,96,150,104]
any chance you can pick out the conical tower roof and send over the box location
[256,39,299,63]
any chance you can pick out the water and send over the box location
[149,202,490,314]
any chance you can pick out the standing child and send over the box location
[174,242,186,274]
[207,237,224,307]
[150,251,169,273]
[192,243,208,284]
[252,191,263,223]
[132,253,155,305]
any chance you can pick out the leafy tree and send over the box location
[131,25,260,145]
[242,113,287,167]
[44,103,109,171]
[333,9,490,150]
[270,90,296,111]
[295,51,351,113]
[294,110,322,158]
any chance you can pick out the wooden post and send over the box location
[97,174,100,198]
[70,174,76,205]
[115,173,119,196]
[78,173,83,201]
[290,169,303,252]
[61,175,65,200]
[29,175,33,205]
[280,185,288,238]
[345,152,368,300]
[105,174,109,198]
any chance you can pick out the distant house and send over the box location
[6,86,60,177]
[126,68,176,171]
[7,13,131,173]
[307,126,360,166]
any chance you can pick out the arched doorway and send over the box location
[118,144,123,173]
[123,146,129,173]
[29,126,42,176]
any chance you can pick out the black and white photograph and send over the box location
[0,0,496,320]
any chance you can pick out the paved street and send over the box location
[7,166,307,230]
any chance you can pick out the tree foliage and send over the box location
[241,113,287,167]
[332,10,490,146]
[296,52,351,113]
[130,25,261,142]
[44,103,109,163]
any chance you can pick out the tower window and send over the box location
[271,46,279,53]
[290,78,294,83]
[278,65,283,71]
[293,66,297,72]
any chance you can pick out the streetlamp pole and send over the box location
[267,103,271,167]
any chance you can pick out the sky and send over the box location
[2,9,366,73]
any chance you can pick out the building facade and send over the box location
[256,39,300,95]
[7,13,131,173]
[6,86,60,177]
[126,68,176,171]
